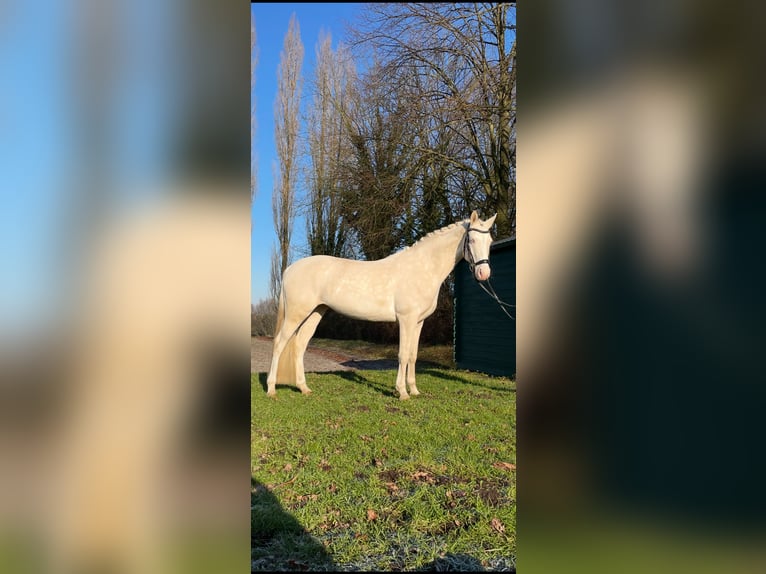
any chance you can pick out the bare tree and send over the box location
[272,13,304,281]
[352,3,516,238]
[269,243,281,307]
[339,60,423,260]
[305,31,355,257]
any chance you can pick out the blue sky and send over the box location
[1,2,362,328]
[1,1,180,337]
[251,3,362,303]
[1,2,72,335]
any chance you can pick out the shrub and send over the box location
[251,298,278,336]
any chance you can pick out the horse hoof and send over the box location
[410,389,420,396]
[299,388,312,395]
[399,394,410,401]
[266,391,277,398]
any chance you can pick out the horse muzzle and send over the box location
[475,263,491,281]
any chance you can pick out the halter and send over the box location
[463,227,492,273]
[463,226,516,321]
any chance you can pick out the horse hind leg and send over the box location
[266,308,311,397]
[291,305,328,394]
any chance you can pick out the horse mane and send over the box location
[400,219,469,253]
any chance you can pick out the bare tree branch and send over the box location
[272,14,304,284]
[351,3,516,237]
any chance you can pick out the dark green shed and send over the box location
[454,237,515,377]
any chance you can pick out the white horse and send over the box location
[266,211,497,400]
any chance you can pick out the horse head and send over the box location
[465,211,497,281]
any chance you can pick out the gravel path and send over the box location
[251,337,399,373]
[251,337,354,373]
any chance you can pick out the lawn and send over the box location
[252,367,516,571]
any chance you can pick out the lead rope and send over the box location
[464,228,515,321]
[476,277,515,321]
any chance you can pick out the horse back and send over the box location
[283,255,398,322]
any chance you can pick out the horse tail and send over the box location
[278,336,299,385]
[274,284,298,384]
[274,287,285,339]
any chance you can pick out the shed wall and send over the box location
[454,240,515,377]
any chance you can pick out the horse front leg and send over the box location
[406,320,425,396]
[396,315,417,400]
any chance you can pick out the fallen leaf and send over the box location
[467,433,476,441]
[328,483,337,493]
[492,461,516,472]
[490,517,505,534]
[366,509,378,521]
[283,463,293,471]
[412,470,435,484]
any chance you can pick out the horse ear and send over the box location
[486,213,497,227]
[470,210,478,224]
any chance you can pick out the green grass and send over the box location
[252,368,515,571]
[308,338,457,369]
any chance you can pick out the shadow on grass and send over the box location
[334,370,398,398]
[419,368,516,394]
[255,373,304,395]
[340,358,399,370]
[251,477,335,571]
[339,358,452,371]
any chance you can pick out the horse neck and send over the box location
[407,222,468,284]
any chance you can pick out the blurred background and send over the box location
[519,0,766,573]
[0,1,250,572]
[3,0,766,572]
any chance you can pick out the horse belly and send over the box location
[323,274,396,322]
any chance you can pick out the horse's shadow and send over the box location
[251,477,335,571]
[334,370,398,398]
[255,373,303,394]
[419,367,516,394]
[256,371,397,399]
[256,368,514,399]
[339,358,399,370]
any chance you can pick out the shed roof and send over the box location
[491,236,516,251]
